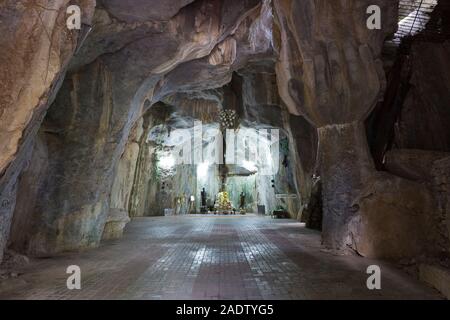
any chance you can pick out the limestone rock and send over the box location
[99,0,195,22]
[1,0,447,272]
[317,121,374,250]
[8,134,49,255]
[0,250,29,270]
[7,0,267,257]
[394,41,450,152]
[0,180,17,263]
[208,38,237,66]
[0,0,96,262]
[351,173,436,259]
[0,0,95,176]
[385,149,450,182]
[102,209,131,241]
[431,157,450,256]
[301,177,322,230]
[419,264,450,299]
[273,0,399,250]
[273,0,398,121]
[109,123,142,214]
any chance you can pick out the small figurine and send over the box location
[240,192,246,209]
[201,188,207,207]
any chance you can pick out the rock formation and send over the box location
[0,0,96,262]
[3,0,278,257]
[273,0,399,251]
[0,1,449,296]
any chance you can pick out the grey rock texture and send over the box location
[0,177,18,264]
[419,264,450,299]
[0,0,96,263]
[351,172,436,259]
[101,209,131,241]
[381,150,450,259]
[8,134,49,255]
[0,0,449,269]
[385,149,450,182]
[432,157,450,258]
[0,0,96,176]
[316,122,375,251]
[394,41,450,152]
[99,0,195,23]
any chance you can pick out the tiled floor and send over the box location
[0,215,442,300]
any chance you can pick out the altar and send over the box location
[214,191,237,215]
[199,189,246,215]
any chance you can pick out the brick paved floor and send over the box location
[0,215,442,299]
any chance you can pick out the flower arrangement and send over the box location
[217,191,233,211]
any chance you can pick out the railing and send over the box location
[385,0,449,47]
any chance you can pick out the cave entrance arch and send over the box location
[125,75,306,219]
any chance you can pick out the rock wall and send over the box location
[3,0,273,257]
[383,149,450,259]
[387,39,450,261]
[16,60,117,255]
[128,109,163,218]
[316,122,375,250]
[432,157,450,258]
[273,0,398,250]
[301,177,322,230]
[2,0,447,264]
[8,134,49,254]
[103,119,143,240]
[272,0,438,258]
[394,41,450,152]
[385,149,450,183]
[0,176,18,264]
[379,40,450,261]
[236,67,316,218]
[351,172,436,259]
[0,0,96,262]
[109,119,143,214]
[128,106,201,218]
[0,0,95,176]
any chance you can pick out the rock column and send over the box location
[273,0,398,250]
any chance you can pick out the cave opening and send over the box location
[122,70,305,220]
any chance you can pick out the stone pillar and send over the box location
[273,0,399,252]
[317,122,374,249]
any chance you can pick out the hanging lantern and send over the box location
[219,109,238,129]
